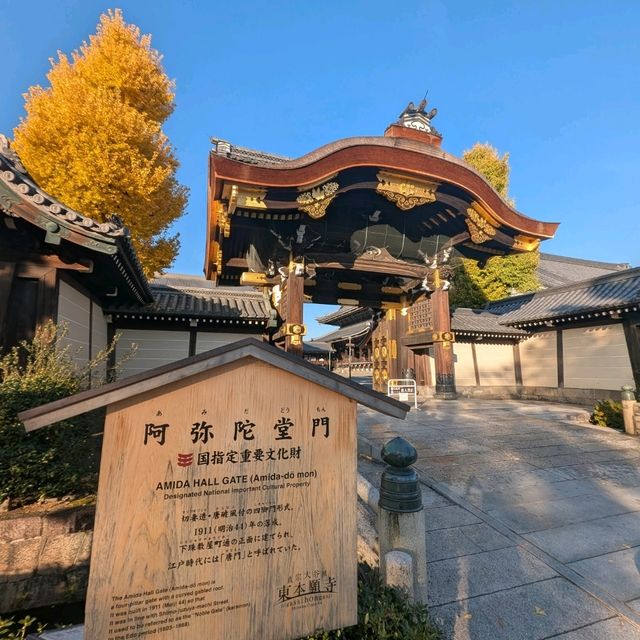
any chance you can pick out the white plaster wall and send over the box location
[520,331,558,387]
[195,332,249,355]
[563,324,634,390]
[57,280,91,369]
[476,342,516,385]
[453,342,477,386]
[115,329,190,378]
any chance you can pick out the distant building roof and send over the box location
[303,341,334,355]
[314,320,373,345]
[452,308,526,337]
[537,253,629,289]
[490,266,640,326]
[316,306,374,327]
[107,274,270,326]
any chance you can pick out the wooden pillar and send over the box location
[282,261,305,357]
[0,261,16,350]
[623,315,640,390]
[431,271,456,399]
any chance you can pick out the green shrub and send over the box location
[0,615,45,639]
[590,399,624,430]
[0,322,111,507]
[305,564,441,640]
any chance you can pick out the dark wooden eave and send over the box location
[0,135,151,305]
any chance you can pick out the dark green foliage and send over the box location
[590,399,624,430]
[304,564,442,640]
[0,615,45,639]
[0,323,104,507]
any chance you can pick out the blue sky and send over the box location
[1,1,638,338]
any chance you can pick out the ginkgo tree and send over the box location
[13,9,188,277]
[450,143,541,307]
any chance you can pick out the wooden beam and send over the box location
[16,255,93,278]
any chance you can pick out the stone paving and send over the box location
[357,398,640,640]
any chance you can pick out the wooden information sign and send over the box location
[20,339,407,640]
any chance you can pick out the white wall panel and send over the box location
[195,332,249,355]
[116,329,190,378]
[563,325,634,390]
[476,343,515,385]
[520,331,558,387]
[453,342,477,386]
[57,280,91,369]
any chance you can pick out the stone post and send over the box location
[621,385,637,435]
[377,437,427,604]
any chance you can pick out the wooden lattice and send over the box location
[408,300,433,333]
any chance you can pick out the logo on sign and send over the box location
[177,452,193,467]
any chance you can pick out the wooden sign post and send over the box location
[20,339,407,640]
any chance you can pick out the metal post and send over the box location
[377,437,427,604]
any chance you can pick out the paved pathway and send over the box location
[357,399,640,640]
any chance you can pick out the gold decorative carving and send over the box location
[240,272,271,286]
[376,171,438,211]
[236,186,267,210]
[213,200,231,238]
[296,182,339,219]
[223,184,267,216]
[465,204,498,244]
[512,234,541,252]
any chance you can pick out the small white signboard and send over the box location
[387,379,418,410]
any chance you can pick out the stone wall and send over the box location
[0,503,94,613]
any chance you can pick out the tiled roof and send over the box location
[108,274,270,322]
[537,253,629,289]
[314,320,374,344]
[211,138,291,166]
[303,341,334,355]
[0,135,151,304]
[316,306,373,326]
[452,308,526,336]
[489,266,640,325]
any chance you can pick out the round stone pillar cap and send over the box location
[381,437,417,468]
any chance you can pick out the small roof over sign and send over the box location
[19,338,409,431]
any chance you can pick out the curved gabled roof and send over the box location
[0,135,151,304]
[206,123,559,294]
[209,134,559,238]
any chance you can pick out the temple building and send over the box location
[0,135,267,380]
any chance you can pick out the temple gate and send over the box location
[205,100,558,397]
